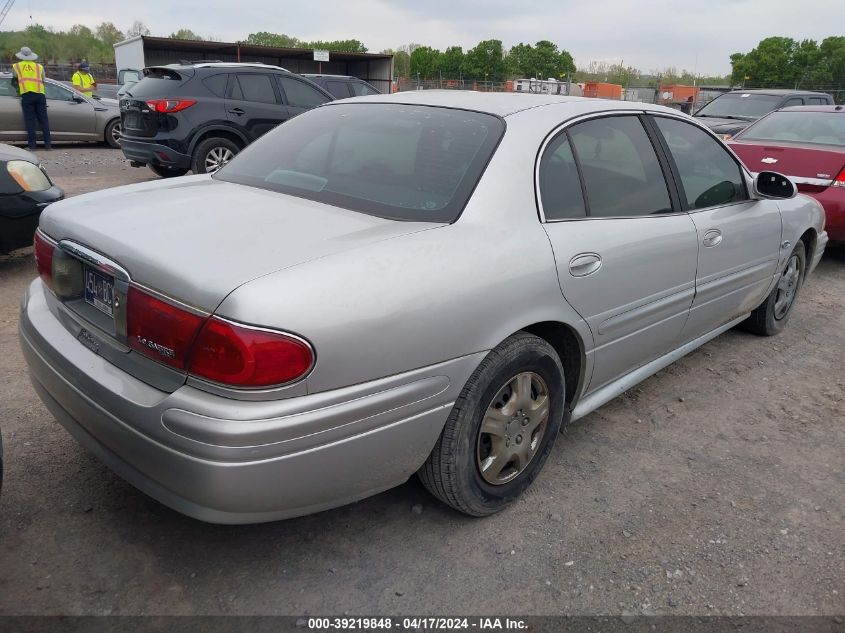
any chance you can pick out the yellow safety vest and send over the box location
[72,71,95,94]
[11,61,45,95]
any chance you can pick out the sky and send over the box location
[3,0,839,76]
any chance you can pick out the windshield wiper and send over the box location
[719,115,755,121]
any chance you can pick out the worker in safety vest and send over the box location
[10,46,51,150]
[71,61,96,96]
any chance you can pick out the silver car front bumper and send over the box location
[20,279,482,523]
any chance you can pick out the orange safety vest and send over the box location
[11,61,45,95]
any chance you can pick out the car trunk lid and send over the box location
[729,141,845,190]
[120,67,191,138]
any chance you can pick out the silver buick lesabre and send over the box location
[20,92,827,523]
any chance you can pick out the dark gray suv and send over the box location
[694,89,834,139]
[120,63,333,177]
[302,74,381,99]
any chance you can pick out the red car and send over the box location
[729,105,845,243]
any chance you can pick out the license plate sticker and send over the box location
[83,267,115,317]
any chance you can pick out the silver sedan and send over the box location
[20,92,827,523]
[0,73,122,148]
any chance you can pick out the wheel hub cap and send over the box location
[477,371,550,485]
[774,254,800,320]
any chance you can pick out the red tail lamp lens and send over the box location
[126,286,205,370]
[33,230,54,290]
[189,318,313,387]
[145,99,197,113]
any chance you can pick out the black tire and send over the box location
[743,240,806,336]
[191,137,240,175]
[418,332,565,516]
[149,164,190,178]
[104,119,121,148]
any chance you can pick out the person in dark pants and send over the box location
[10,46,51,150]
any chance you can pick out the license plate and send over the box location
[83,267,114,317]
[123,113,141,129]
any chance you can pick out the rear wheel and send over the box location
[418,332,565,516]
[104,119,121,148]
[149,164,190,178]
[191,137,240,175]
[743,240,806,336]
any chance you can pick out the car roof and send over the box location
[723,89,830,96]
[777,105,845,113]
[326,91,681,117]
[302,74,361,79]
[159,62,291,72]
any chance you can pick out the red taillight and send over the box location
[33,230,54,290]
[833,166,845,188]
[145,98,197,113]
[126,286,205,370]
[189,318,314,388]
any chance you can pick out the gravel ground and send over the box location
[0,147,843,617]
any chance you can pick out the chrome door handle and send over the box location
[568,253,602,277]
[703,229,723,247]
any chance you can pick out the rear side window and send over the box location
[568,116,672,218]
[325,81,351,99]
[538,134,586,220]
[350,81,379,96]
[232,74,277,104]
[808,97,827,105]
[279,77,331,108]
[202,73,228,98]
[215,103,504,222]
[654,117,747,209]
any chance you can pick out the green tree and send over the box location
[382,48,411,79]
[245,32,301,47]
[96,22,124,48]
[439,46,464,78]
[462,39,506,82]
[506,43,534,77]
[409,45,441,79]
[302,39,367,53]
[820,36,845,89]
[170,29,203,41]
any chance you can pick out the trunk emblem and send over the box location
[138,337,176,359]
[761,157,778,164]
[817,173,830,178]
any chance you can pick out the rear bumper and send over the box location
[120,138,191,170]
[803,188,845,242]
[20,279,480,523]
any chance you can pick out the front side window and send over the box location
[45,83,75,101]
[782,97,804,107]
[654,117,747,209]
[568,116,673,218]
[538,134,586,220]
[215,103,504,222]
[279,77,330,108]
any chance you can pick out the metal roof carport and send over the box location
[114,36,394,94]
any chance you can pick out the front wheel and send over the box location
[418,332,565,516]
[149,164,190,178]
[743,240,806,336]
[191,137,240,175]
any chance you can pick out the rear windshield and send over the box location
[214,103,505,222]
[738,111,845,147]
[124,68,187,98]
[695,93,782,120]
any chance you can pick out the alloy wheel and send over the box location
[205,147,235,174]
[111,122,122,145]
[477,371,550,485]
[774,254,801,320]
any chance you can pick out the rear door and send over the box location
[225,72,287,139]
[539,114,699,392]
[45,82,97,139]
[277,75,332,118]
[650,115,782,341]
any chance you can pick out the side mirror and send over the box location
[72,95,86,104]
[753,171,796,200]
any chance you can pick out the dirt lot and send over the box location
[0,146,843,617]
